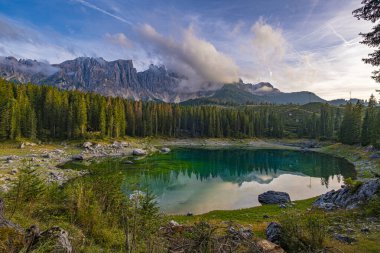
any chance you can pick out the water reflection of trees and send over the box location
[130,149,355,191]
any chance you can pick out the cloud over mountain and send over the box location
[105,33,134,48]
[139,24,239,91]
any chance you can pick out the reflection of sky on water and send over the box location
[120,149,355,214]
[147,171,343,214]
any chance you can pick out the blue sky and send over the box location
[0,0,378,99]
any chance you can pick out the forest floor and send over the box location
[0,138,379,252]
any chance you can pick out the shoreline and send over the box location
[0,138,378,192]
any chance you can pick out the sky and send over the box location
[0,0,379,100]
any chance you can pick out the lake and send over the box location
[68,148,356,214]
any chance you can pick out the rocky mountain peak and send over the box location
[0,56,328,104]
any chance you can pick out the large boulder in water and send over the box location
[258,191,291,205]
[313,179,380,210]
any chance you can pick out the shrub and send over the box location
[343,177,363,192]
[0,227,25,253]
[279,213,327,252]
[365,193,380,217]
[6,166,47,218]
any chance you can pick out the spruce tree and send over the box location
[361,95,377,146]
[353,1,380,83]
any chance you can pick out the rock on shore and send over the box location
[132,149,147,156]
[258,191,291,205]
[313,179,380,210]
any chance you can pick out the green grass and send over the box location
[0,141,82,156]
[170,198,317,237]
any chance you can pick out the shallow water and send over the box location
[69,148,356,214]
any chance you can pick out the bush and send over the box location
[343,177,363,192]
[365,193,380,217]
[279,213,327,252]
[0,227,25,253]
[5,166,47,218]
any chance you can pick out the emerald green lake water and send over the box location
[70,148,356,214]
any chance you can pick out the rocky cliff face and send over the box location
[46,57,143,99]
[0,56,326,104]
[0,56,58,84]
[137,64,184,102]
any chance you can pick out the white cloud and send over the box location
[251,19,287,66]
[236,2,378,100]
[139,24,239,91]
[105,33,133,48]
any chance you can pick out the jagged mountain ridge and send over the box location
[0,56,213,102]
[1,56,329,104]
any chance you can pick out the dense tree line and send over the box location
[0,80,285,140]
[339,95,380,147]
[1,79,379,146]
[296,103,342,140]
[297,97,380,148]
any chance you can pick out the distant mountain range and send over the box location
[0,56,361,105]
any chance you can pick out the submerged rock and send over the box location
[258,191,291,205]
[132,149,147,156]
[313,179,380,210]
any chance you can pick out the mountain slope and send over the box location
[263,91,326,104]
[1,56,333,105]
[181,84,267,105]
